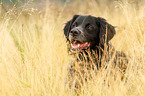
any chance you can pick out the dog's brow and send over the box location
[81,16,88,23]
[82,16,93,25]
[75,16,89,25]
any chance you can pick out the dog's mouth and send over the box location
[70,40,90,50]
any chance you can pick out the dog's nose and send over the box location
[70,29,80,36]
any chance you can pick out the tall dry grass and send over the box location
[0,0,145,96]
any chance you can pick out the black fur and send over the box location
[63,15,128,92]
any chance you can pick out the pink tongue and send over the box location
[80,43,88,47]
[79,43,90,49]
[71,43,80,48]
[71,43,90,49]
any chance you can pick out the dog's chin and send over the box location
[70,40,91,53]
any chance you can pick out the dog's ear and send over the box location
[63,15,79,40]
[96,17,116,45]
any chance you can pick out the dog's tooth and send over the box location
[78,44,80,47]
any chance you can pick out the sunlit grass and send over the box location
[0,0,145,96]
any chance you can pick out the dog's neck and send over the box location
[69,43,112,69]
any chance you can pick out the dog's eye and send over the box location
[86,24,93,30]
[72,23,78,28]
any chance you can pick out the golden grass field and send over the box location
[0,0,145,95]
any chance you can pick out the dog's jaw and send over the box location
[69,39,91,52]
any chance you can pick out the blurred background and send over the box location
[0,0,145,96]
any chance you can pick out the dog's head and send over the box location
[64,15,116,52]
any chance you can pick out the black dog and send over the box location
[64,15,128,92]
